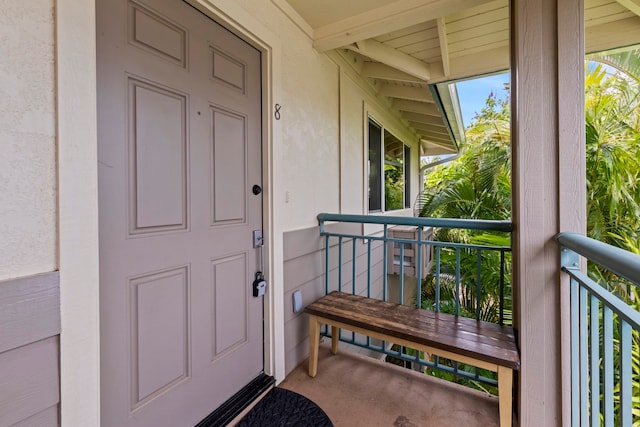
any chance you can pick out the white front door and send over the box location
[97,1,264,425]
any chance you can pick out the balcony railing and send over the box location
[317,213,512,387]
[557,233,640,427]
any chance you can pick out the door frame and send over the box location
[57,1,285,425]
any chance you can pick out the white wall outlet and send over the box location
[292,290,303,313]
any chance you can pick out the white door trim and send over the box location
[57,0,100,426]
[57,1,285,425]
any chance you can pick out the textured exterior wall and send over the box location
[282,223,384,374]
[234,0,419,230]
[0,0,57,280]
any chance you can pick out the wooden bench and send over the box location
[305,291,520,427]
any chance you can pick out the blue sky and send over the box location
[455,72,510,128]
[455,63,620,128]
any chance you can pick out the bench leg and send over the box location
[308,315,320,377]
[331,326,339,354]
[497,366,513,427]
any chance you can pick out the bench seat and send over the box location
[305,291,520,427]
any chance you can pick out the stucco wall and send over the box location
[236,0,420,231]
[0,0,57,281]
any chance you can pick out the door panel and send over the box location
[97,1,263,425]
[212,109,247,224]
[211,254,248,359]
[132,266,189,406]
[129,79,188,233]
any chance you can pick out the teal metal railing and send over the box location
[318,213,512,386]
[557,233,640,427]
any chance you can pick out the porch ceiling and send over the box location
[278,0,640,155]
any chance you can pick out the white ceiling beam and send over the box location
[422,17,640,83]
[424,46,509,84]
[421,146,456,156]
[401,111,448,127]
[414,132,452,144]
[361,62,425,83]
[347,39,430,81]
[436,17,451,77]
[411,123,450,137]
[378,83,433,102]
[615,0,640,17]
[420,139,456,153]
[393,99,440,116]
[313,0,494,52]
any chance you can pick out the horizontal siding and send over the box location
[0,337,60,426]
[283,224,385,374]
[13,405,59,427]
[0,272,60,353]
[0,272,60,426]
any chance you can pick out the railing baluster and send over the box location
[476,248,482,320]
[619,321,632,426]
[579,285,589,427]
[399,243,405,304]
[435,246,441,312]
[416,227,423,309]
[325,234,330,294]
[383,224,388,301]
[455,248,461,317]
[602,306,614,427]
[570,276,580,427]
[352,237,357,295]
[367,239,372,299]
[499,250,505,325]
[338,236,343,292]
[589,295,600,425]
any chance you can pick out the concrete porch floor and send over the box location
[280,343,511,427]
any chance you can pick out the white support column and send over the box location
[511,0,584,425]
[56,0,101,425]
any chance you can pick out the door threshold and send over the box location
[195,373,275,427]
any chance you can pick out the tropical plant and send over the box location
[418,53,640,409]
[419,90,512,326]
[420,92,511,224]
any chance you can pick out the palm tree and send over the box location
[419,92,512,324]
[590,48,640,83]
[585,62,640,254]
[420,93,511,222]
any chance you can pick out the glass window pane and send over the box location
[384,130,404,211]
[368,119,382,212]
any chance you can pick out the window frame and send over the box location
[366,115,411,214]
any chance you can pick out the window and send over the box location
[368,120,382,212]
[367,117,410,212]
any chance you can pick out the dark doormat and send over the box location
[236,388,333,427]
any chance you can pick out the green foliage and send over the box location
[585,62,640,260]
[420,92,511,222]
[384,163,404,210]
[421,233,512,324]
[419,90,513,328]
[586,54,640,427]
[415,91,513,393]
[417,56,640,409]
